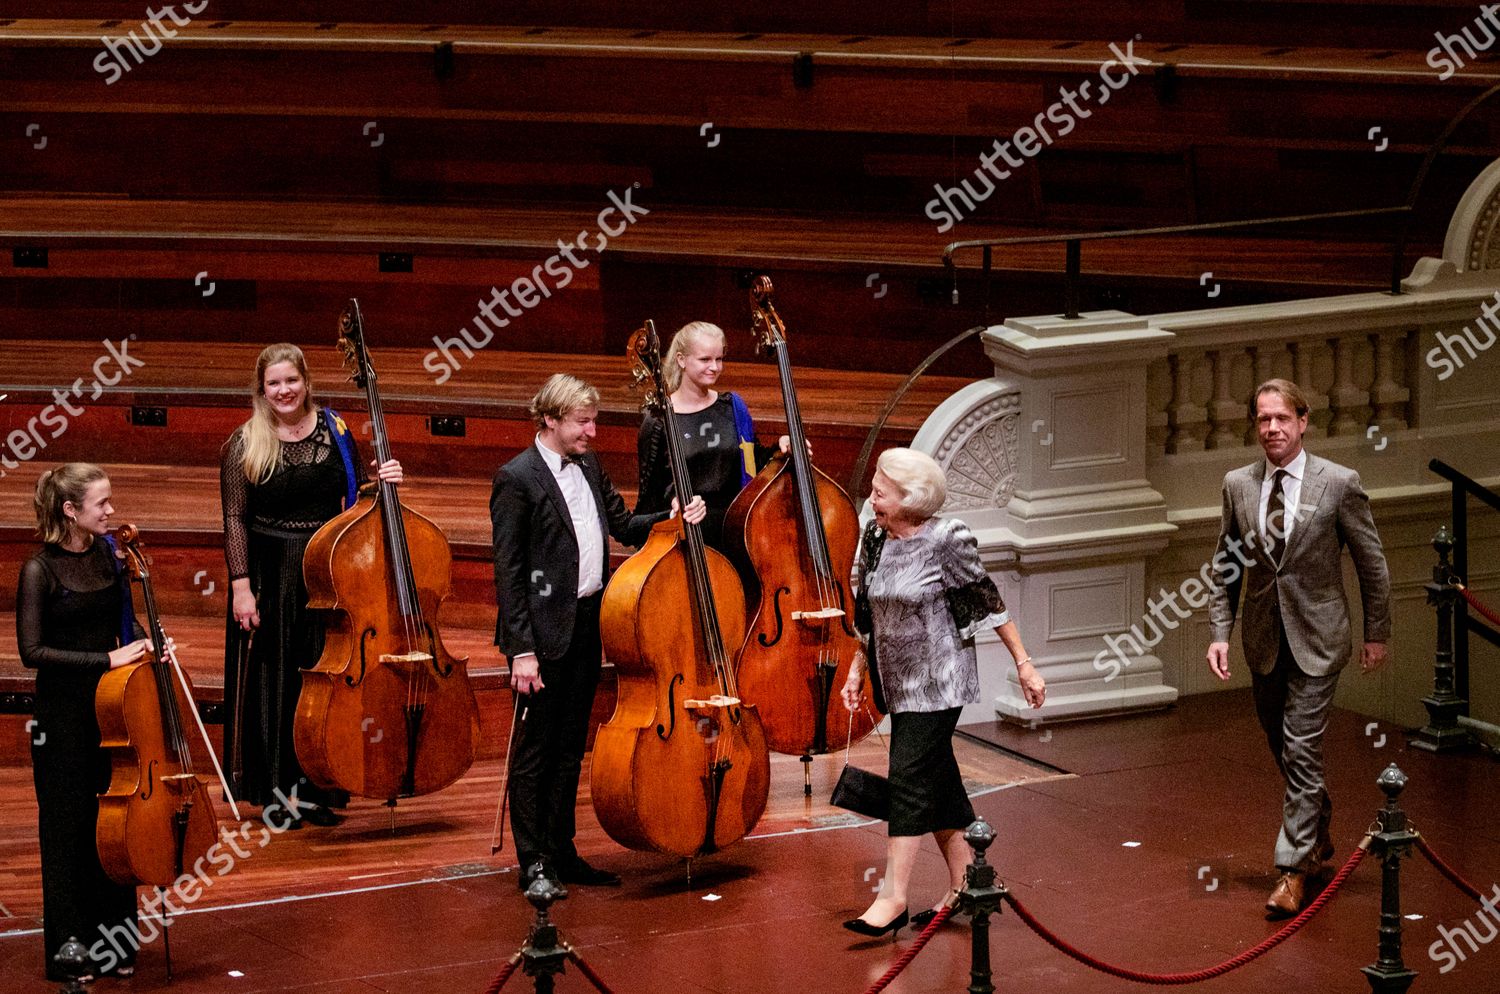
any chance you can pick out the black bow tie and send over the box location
[563,453,586,468]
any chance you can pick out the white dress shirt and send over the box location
[536,436,604,597]
[1258,447,1307,548]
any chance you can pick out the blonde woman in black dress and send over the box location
[220,343,402,823]
[840,448,1045,935]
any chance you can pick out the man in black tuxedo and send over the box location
[491,373,703,889]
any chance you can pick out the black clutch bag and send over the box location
[829,707,890,821]
[830,764,890,821]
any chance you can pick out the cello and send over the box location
[97,524,239,890]
[725,276,879,763]
[294,299,480,801]
[590,319,771,858]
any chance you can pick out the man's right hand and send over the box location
[1206,641,1231,681]
[510,652,544,694]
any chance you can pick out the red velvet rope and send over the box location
[858,904,957,994]
[1457,584,1500,629]
[480,954,521,994]
[1416,835,1487,902]
[1001,846,1367,985]
[567,947,617,994]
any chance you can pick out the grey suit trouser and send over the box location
[1250,631,1339,872]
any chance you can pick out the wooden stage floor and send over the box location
[1,690,1496,994]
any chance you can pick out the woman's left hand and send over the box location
[1017,659,1045,709]
[373,458,403,484]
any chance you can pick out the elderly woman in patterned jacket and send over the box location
[839,448,1045,937]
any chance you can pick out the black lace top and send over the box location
[17,541,135,671]
[220,412,364,579]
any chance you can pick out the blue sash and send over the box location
[728,391,758,487]
[101,533,139,648]
[323,407,360,509]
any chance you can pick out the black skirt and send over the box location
[887,707,974,837]
[222,525,346,809]
[32,669,139,979]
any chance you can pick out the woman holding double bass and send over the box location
[17,463,150,981]
[219,343,401,821]
[635,321,791,553]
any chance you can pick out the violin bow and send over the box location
[488,701,527,856]
[163,637,245,823]
[228,630,251,805]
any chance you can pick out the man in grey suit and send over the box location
[1207,378,1391,917]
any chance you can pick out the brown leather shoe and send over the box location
[1265,871,1306,918]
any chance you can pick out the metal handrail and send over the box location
[1428,460,1500,707]
[941,81,1500,319]
[942,207,1410,320]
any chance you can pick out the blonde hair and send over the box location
[1251,377,1311,420]
[530,374,601,429]
[875,448,947,520]
[234,344,315,484]
[664,321,726,394]
[34,463,109,544]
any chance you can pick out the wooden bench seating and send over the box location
[0,197,1435,361]
[0,3,1484,48]
[0,20,1488,245]
[0,340,964,480]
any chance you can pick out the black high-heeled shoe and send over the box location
[297,803,344,827]
[842,909,908,937]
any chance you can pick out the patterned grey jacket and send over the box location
[856,516,1007,712]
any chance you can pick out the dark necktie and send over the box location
[1266,469,1288,565]
[563,453,585,469]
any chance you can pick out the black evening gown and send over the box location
[220,413,359,809]
[17,541,141,980]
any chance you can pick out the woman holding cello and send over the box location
[17,463,151,980]
[219,343,401,821]
[636,321,791,552]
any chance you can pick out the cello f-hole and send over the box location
[834,582,859,639]
[756,586,790,648]
[656,673,684,740]
[424,623,451,677]
[346,627,378,688]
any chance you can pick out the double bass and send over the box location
[97,525,238,889]
[294,300,480,801]
[590,319,771,858]
[726,277,879,762]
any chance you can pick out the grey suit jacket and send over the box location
[1207,452,1391,677]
